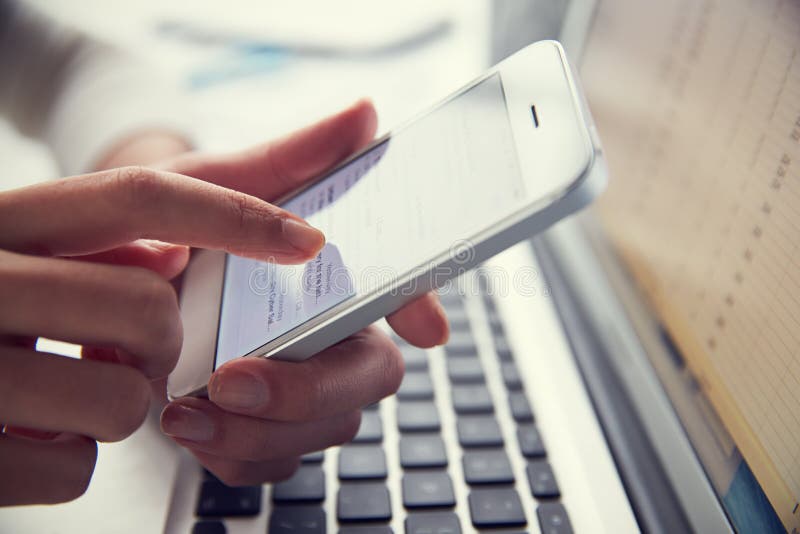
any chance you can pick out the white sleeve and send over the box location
[0,0,191,175]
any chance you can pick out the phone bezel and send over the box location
[168,41,601,399]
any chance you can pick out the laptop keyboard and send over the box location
[191,289,574,534]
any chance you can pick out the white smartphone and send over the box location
[168,41,606,399]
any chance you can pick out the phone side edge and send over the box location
[268,149,605,363]
[167,249,226,399]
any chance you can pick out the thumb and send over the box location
[165,99,378,201]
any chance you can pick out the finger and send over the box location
[386,292,449,348]
[166,99,378,200]
[0,250,182,378]
[0,433,97,505]
[3,426,59,440]
[75,240,190,280]
[0,346,151,442]
[207,326,403,420]
[0,166,324,263]
[0,334,37,349]
[190,451,300,486]
[160,398,361,461]
[81,345,121,365]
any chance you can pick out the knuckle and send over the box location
[316,329,405,412]
[227,189,252,233]
[303,361,344,421]
[226,190,264,233]
[303,381,326,421]
[98,366,151,441]
[113,166,164,208]
[222,190,281,252]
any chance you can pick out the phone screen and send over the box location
[215,73,526,368]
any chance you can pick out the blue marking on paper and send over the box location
[723,461,786,533]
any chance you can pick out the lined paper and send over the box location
[581,0,800,530]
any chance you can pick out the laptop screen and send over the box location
[578,0,800,532]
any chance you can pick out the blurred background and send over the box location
[0,0,495,188]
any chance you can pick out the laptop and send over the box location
[161,0,800,533]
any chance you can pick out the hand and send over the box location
[92,130,192,170]
[0,166,327,505]
[159,100,449,485]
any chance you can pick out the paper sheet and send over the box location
[581,0,800,530]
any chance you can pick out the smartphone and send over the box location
[168,41,606,399]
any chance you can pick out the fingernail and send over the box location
[161,404,215,442]
[282,218,325,255]
[209,368,268,410]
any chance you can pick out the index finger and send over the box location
[0,167,324,262]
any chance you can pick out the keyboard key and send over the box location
[444,331,477,356]
[195,479,261,517]
[462,450,514,485]
[337,483,392,522]
[526,460,560,498]
[517,425,546,458]
[493,337,514,361]
[468,488,526,528]
[405,511,462,534]
[272,465,325,503]
[508,391,534,422]
[402,471,456,509]
[487,317,505,336]
[339,527,393,534]
[451,384,494,414]
[192,520,225,534]
[302,450,325,463]
[338,445,387,480]
[269,506,325,533]
[447,358,485,383]
[397,401,441,432]
[446,308,471,332]
[457,416,503,448]
[500,361,523,390]
[398,372,435,400]
[401,346,429,371]
[537,502,574,534]
[399,435,448,468]
[352,411,383,443]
